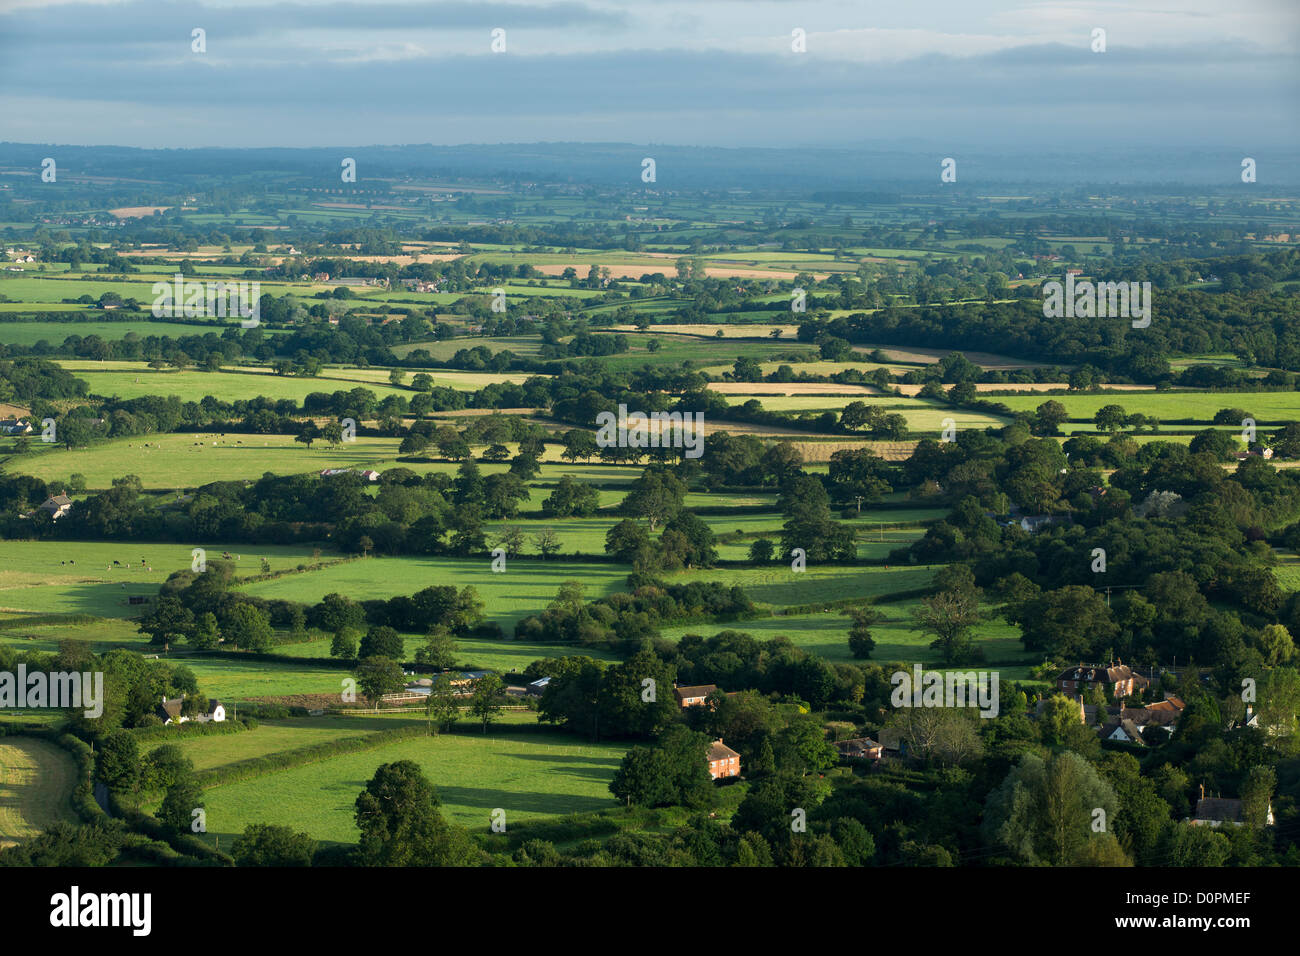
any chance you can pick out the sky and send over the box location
[0,0,1296,152]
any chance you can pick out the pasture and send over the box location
[57,360,535,395]
[195,726,626,844]
[0,540,330,618]
[658,600,1027,670]
[992,391,1300,422]
[59,365,412,404]
[3,432,404,488]
[238,557,631,631]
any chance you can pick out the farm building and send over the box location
[834,737,883,761]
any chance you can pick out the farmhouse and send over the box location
[674,683,718,708]
[32,494,74,520]
[707,739,740,779]
[0,418,32,435]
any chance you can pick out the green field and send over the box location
[0,320,222,345]
[4,432,404,488]
[195,725,626,844]
[665,562,935,608]
[56,360,535,395]
[0,540,331,618]
[993,391,1300,422]
[271,631,622,672]
[239,556,631,632]
[659,599,1027,669]
[62,365,413,404]
[717,392,1008,429]
[163,714,428,771]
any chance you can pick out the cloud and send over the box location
[0,0,1293,151]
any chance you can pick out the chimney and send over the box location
[1199,783,1205,801]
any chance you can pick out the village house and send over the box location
[1099,716,1148,745]
[196,699,226,723]
[157,697,186,725]
[707,739,740,780]
[1056,662,1139,699]
[673,683,718,708]
[0,418,32,435]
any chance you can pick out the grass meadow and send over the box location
[194,724,626,844]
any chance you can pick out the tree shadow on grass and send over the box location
[432,784,615,817]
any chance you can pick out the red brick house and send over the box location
[707,739,740,779]
[674,684,718,708]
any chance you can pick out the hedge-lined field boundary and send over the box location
[194,723,427,788]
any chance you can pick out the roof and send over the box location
[1194,798,1243,823]
[674,684,718,699]
[1101,718,1147,744]
[207,699,223,711]
[835,737,881,756]
[43,494,73,507]
[707,739,739,761]
[1123,698,1184,727]
[1147,696,1185,713]
[1057,664,1134,684]
[158,697,185,719]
